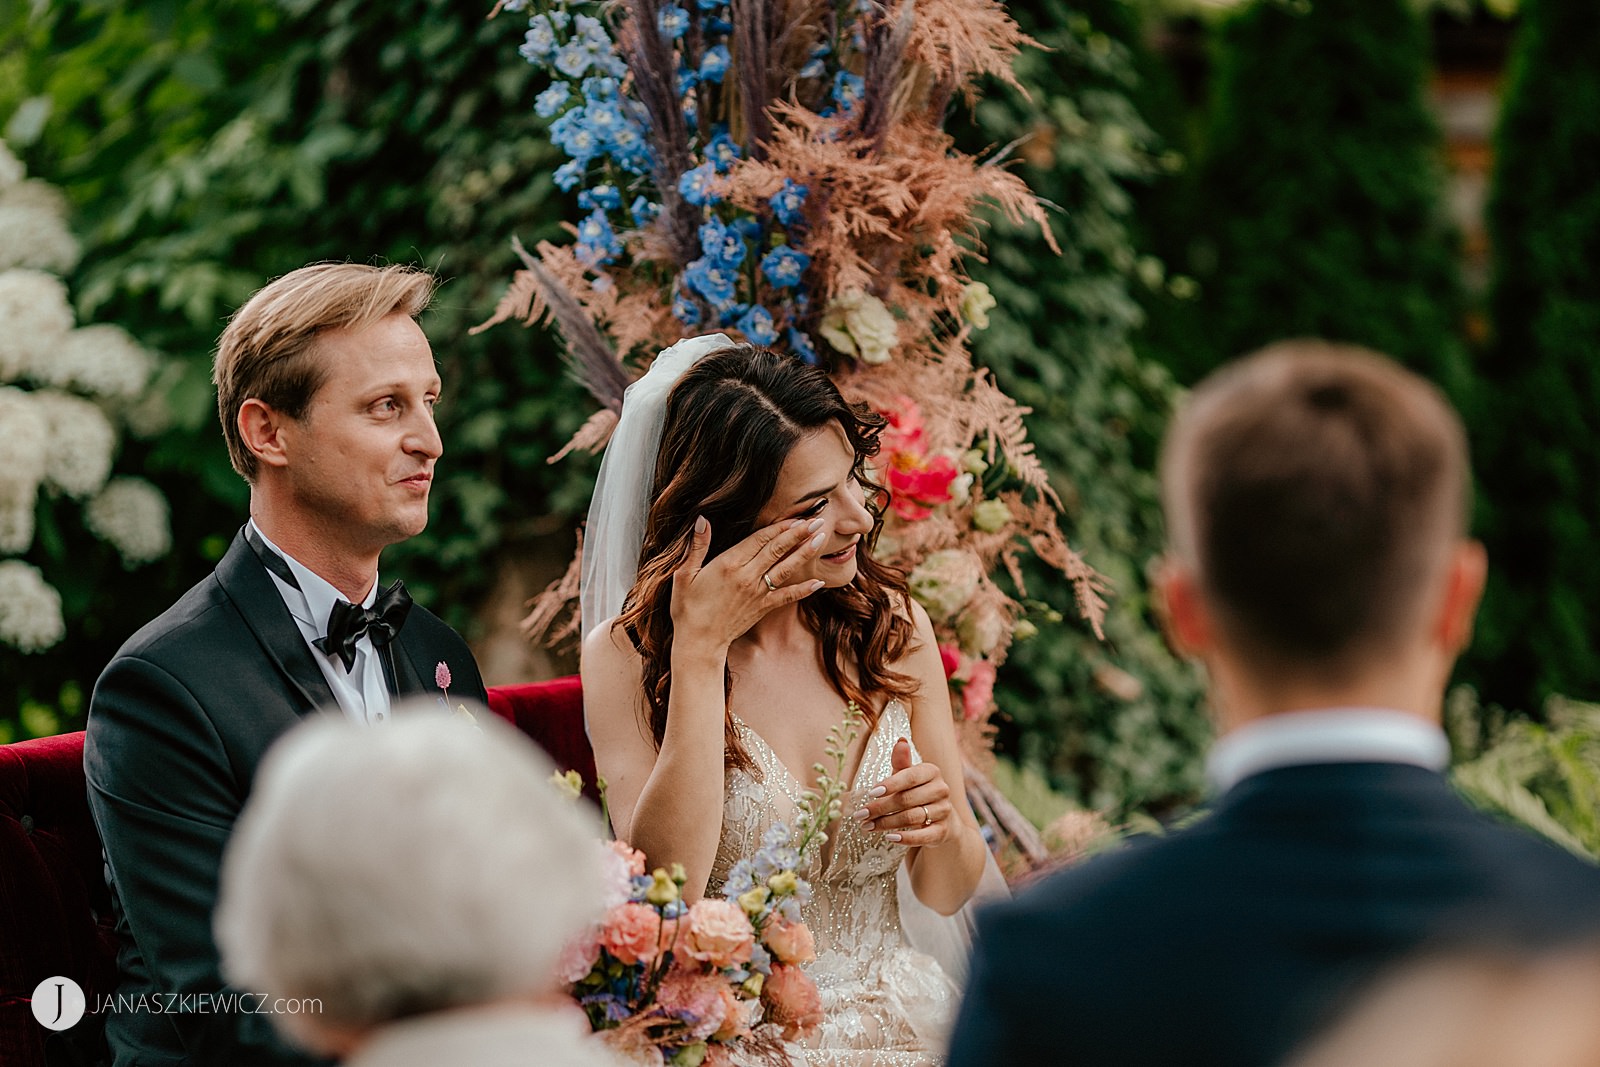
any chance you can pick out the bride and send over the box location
[580,336,991,1064]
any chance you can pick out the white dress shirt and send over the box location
[249,521,392,725]
[1206,707,1451,794]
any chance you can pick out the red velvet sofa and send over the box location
[0,679,595,1067]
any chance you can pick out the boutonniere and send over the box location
[435,661,478,727]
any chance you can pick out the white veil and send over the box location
[580,333,736,642]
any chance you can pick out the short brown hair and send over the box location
[1161,340,1470,669]
[214,263,435,480]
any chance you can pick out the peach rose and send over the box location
[762,963,823,1041]
[763,920,816,965]
[681,899,755,968]
[599,902,665,965]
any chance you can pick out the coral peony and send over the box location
[762,963,824,1041]
[681,899,755,968]
[763,920,816,965]
[880,396,926,457]
[887,453,959,521]
[938,643,961,680]
[599,902,665,965]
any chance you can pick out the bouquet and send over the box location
[555,705,862,1065]
[488,0,1104,859]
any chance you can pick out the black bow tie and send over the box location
[315,581,412,673]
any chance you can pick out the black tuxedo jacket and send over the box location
[84,530,487,1067]
[948,762,1600,1067]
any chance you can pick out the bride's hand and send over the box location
[854,738,958,847]
[670,515,828,652]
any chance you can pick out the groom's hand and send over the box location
[670,515,826,650]
[854,737,957,847]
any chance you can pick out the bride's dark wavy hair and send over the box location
[615,344,918,772]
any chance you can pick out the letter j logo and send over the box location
[31,976,86,1031]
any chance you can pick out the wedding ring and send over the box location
[921,805,932,827]
[762,572,777,593]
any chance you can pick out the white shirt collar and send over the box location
[248,521,377,636]
[1206,707,1451,793]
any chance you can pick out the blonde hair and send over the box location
[213,263,435,481]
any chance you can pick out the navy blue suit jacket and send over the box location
[948,762,1600,1067]
[84,530,487,1067]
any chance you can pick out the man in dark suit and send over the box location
[948,341,1600,1067]
[84,263,487,1067]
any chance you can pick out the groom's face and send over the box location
[279,313,443,550]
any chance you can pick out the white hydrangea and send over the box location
[85,477,171,567]
[0,141,22,189]
[0,386,48,502]
[30,389,116,498]
[0,192,80,275]
[0,269,74,383]
[0,560,65,653]
[36,324,154,399]
[0,494,34,555]
[121,387,174,439]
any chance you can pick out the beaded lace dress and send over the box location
[711,700,958,1067]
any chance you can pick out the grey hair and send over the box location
[215,705,604,1032]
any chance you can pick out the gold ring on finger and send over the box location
[762,571,777,593]
[922,805,932,827]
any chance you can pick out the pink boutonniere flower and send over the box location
[435,660,476,726]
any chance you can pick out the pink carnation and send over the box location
[712,984,749,1041]
[762,920,816,965]
[681,899,755,968]
[655,962,730,1041]
[599,902,665,966]
[556,931,602,985]
[762,963,823,1041]
[961,658,997,722]
[434,661,451,689]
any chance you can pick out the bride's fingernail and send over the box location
[885,833,903,843]
[695,515,708,534]
[807,517,824,532]
[869,786,887,798]
[851,808,870,821]
[809,531,826,549]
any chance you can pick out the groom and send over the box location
[948,341,1600,1067]
[85,263,487,1067]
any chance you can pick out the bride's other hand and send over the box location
[670,515,827,651]
[854,738,957,847]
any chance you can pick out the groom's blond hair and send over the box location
[214,263,434,481]
[1161,340,1470,671]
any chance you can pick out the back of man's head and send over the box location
[1161,340,1470,676]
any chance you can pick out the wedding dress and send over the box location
[711,699,959,1067]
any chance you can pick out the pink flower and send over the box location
[597,841,643,909]
[961,658,997,722]
[938,643,961,680]
[681,899,755,968]
[888,453,959,520]
[556,931,602,985]
[434,661,451,690]
[712,984,748,1041]
[609,839,648,878]
[655,962,730,1040]
[599,902,665,965]
[880,396,926,457]
[762,919,816,965]
[762,963,823,1041]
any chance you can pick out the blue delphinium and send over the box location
[684,258,737,309]
[705,130,741,173]
[678,162,722,207]
[770,179,808,226]
[519,13,564,62]
[698,216,746,267]
[671,288,703,326]
[699,44,730,84]
[788,328,819,365]
[833,70,865,111]
[553,159,586,192]
[578,184,623,212]
[534,82,571,118]
[549,109,600,163]
[738,305,779,345]
[761,246,810,288]
[657,4,690,39]
[630,196,661,226]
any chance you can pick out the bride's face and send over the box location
[755,421,875,589]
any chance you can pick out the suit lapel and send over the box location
[214,528,338,716]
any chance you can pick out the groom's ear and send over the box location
[237,398,292,472]
[1154,556,1213,660]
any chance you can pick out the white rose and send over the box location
[907,549,983,622]
[819,289,898,364]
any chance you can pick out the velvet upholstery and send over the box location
[0,678,592,1067]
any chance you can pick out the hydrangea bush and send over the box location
[485,0,1105,819]
[0,140,173,655]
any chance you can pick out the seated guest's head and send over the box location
[1156,340,1485,726]
[215,708,604,1058]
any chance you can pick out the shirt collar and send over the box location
[1206,707,1451,794]
[249,521,378,636]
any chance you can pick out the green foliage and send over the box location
[1472,0,1600,711]
[967,0,1210,819]
[1148,0,1468,394]
[1448,688,1600,859]
[0,0,594,733]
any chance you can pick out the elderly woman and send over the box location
[215,706,622,1067]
